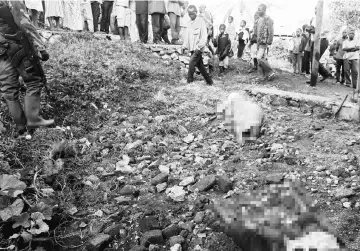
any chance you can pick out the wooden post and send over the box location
[310,0,324,87]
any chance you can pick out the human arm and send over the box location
[9,1,46,52]
[267,17,274,45]
[196,19,208,51]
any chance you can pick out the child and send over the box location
[292,29,303,74]
[237,20,249,59]
[213,24,232,73]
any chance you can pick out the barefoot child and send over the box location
[213,24,232,73]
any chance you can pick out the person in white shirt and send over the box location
[342,28,360,89]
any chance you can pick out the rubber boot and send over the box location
[5,99,27,135]
[24,95,54,128]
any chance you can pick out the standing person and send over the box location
[81,0,94,32]
[305,26,332,83]
[148,0,166,44]
[0,1,54,136]
[248,12,260,73]
[100,0,114,33]
[302,24,311,76]
[25,0,43,28]
[114,0,131,40]
[179,1,189,43]
[168,0,182,45]
[253,4,275,81]
[237,20,249,59]
[183,5,213,85]
[91,0,102,32]
[342,28,360,89]
[292,28,304,74]
[136,0,148,43]
[213,24,232,73]
[334,30,348,84]
[128,0,139,42]
[62,0,83,31]
[44,0,63,30]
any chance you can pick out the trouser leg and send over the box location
[341,59,345,82]
[188,52,197,83]
[304,51,311,74]
[351,59,359,89]
[100,3,107,32]
[0,57,26,132]
[297,54,303,73]
[195,51,212,84]
[344,59,351,85]
[238,42,245,58]
[336,58,342,82]
[151,13,162,43]
[91,2,100,32]
[136,14,148,43]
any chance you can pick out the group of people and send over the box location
[287,6,360,88]
[183,3,276,85]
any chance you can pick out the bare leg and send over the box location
[124,26,129,40]
[55,17,60,29]
[48,17,54,30]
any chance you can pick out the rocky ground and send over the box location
[0,34,360,251]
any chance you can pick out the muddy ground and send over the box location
[0,34,359,251]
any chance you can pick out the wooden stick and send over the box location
[310,0,324,87]
[334,94,348,119]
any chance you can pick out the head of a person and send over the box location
[199,4,206,13]
[240,20,246,27]
[348,29,355,40]
[296,28,302,37]
[188,5,198,20]
[258,4,267,17]
[219,24,226,34]
[302,24,308,33]
[342,30,348,39]
[228,16,234,24]
[254,11,260,21]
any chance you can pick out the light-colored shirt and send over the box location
[226,22,236,41]
[183,16,207,52]
[236,27,249,43]
[343,39,360,60]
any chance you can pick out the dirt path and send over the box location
[0,35,359,251]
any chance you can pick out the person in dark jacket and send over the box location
[302,24,311,75]
[136,0,148,43]
[0,1,54,136]
[213,24,231,73]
